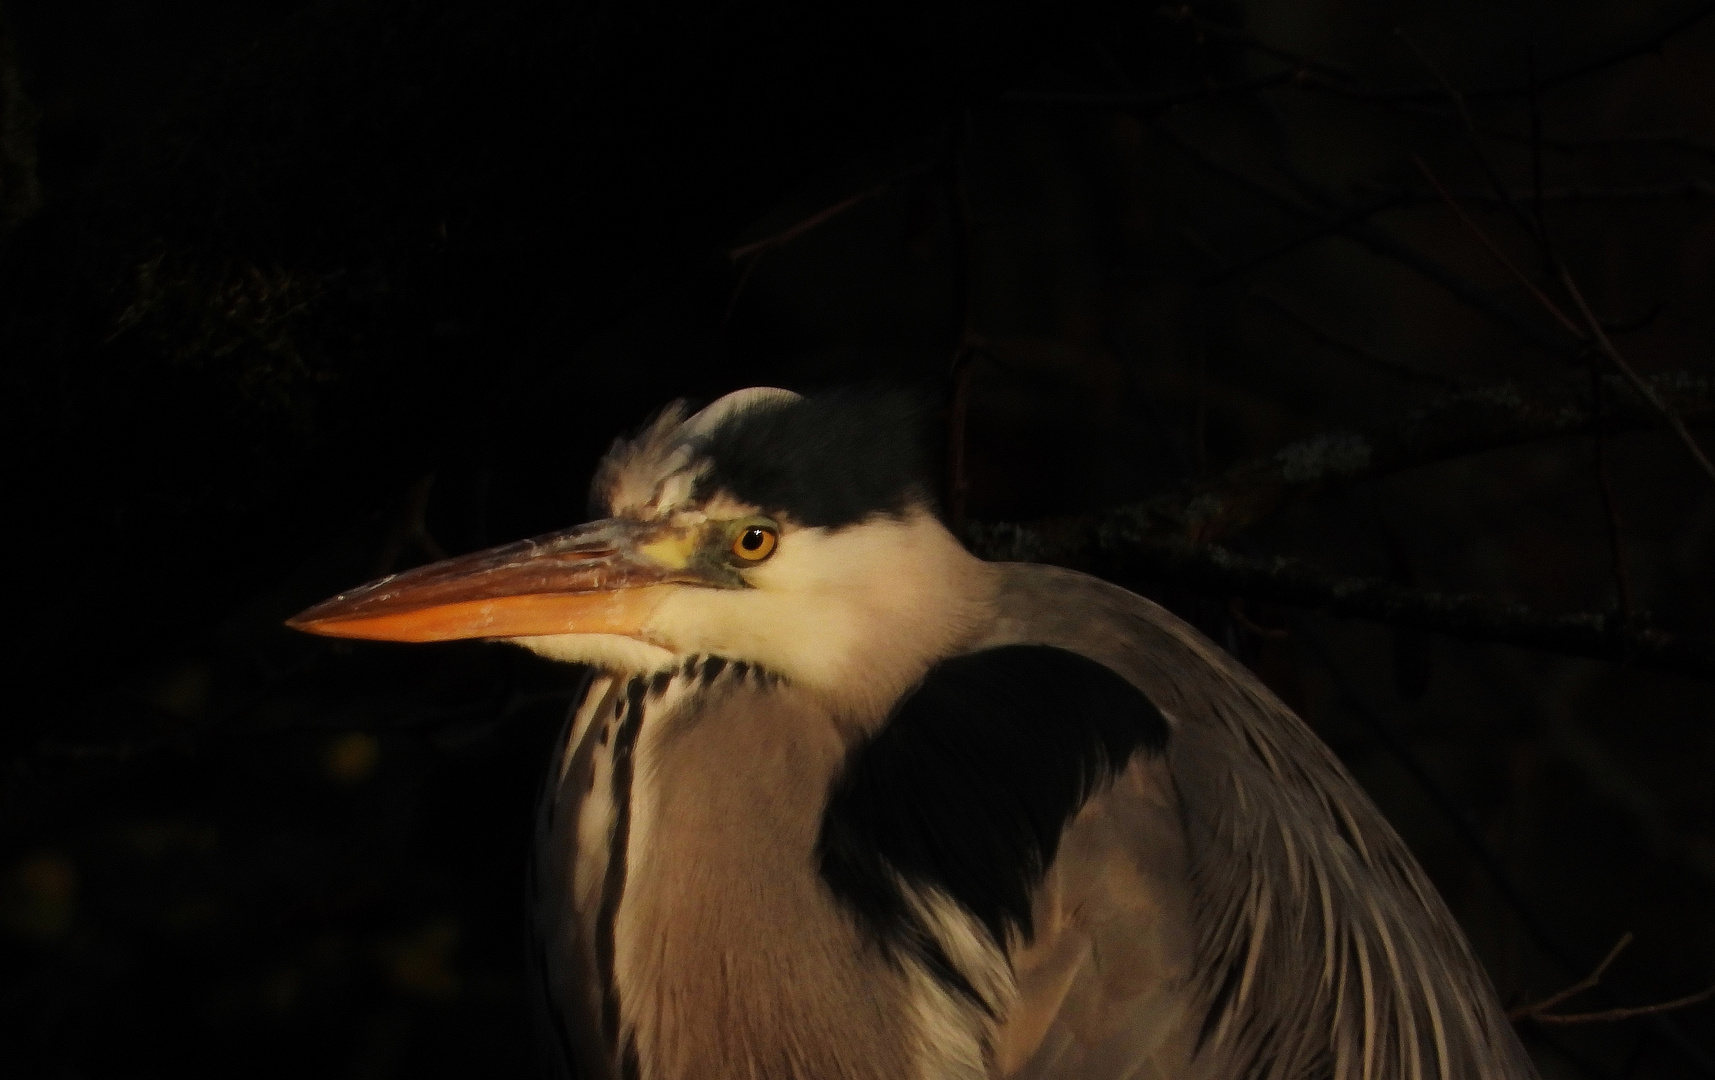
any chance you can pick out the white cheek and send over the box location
[510,633,678,673]
[640,514,994,718]
[643,586,860,686]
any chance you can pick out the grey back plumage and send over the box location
[528,559,1537,1080]
[977,564,1537,1080]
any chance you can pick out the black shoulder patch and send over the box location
[693,387,938,528]
[817,645,1169,954]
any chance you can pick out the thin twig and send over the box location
[1250,289,1465,389]
[1527,43,1552,250]
[1590,369,1639,618]
[946,116,976,532]
[1300,638,1715,1075]
[374,475,448,577]
[1014,1,1715,109]
[1559,269,1715,485]
[1492,0,1715,100]
[1292,635,1631,1080]
[1155,6,1365,84]
[1343,219,1569,353]
[1507,923,1715,1027]
[1408,148,1715,485]
[1195,195,1409,287]
[1396,29,1544,249]
[1536,984,1715,1026]
[1535,683,1715,887]
[1229,597,1289,640]
[718,250,761,339]
[1004,73,1299,113]
[727,186,885,263]
[1409,155,1583,340]
[1111,326,1197,480]
[948,347,976,532]
[725,158,938,264]
[1401,0,1715,103]
[1511,933,1635,1021]
[1151,122,1568,352]
[1194,306,1209,478]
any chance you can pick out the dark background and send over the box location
[2,1,1713,1077]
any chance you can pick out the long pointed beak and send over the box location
[286,518,727,643]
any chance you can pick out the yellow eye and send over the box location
[730,525,778,563]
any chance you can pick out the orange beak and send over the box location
[286,517,732,643]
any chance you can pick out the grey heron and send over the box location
[289,387,1537,1080]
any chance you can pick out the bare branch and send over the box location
[948,348,977,532]
[1340,220,1569,352]
[1297,639,1714,1075]
[1009,2,1715,110]
[1560,269,1715,485]
[1003,74,1299,113]
[946,118,977,531]
[1534,984,1715,1026]
[725,158,939,264]
[1511,933,1636,1022]
[1493,0,1715,101]
[1149,122,1570,352]
[1195,196,1410,288]
[727,185,887,263]
[1403,146,1715,486]
[1338,1,1715,103]
[373,474,448,577]
[1152,6,1364,84]
[1228,597,1288,640]
[1517,949,1715,1028]
[1397,30,1546,252]
[1589,371,1639,618]
[1249,289,1466,390]
[1410,154,1583,339]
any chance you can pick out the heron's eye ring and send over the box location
[730,525,778,563]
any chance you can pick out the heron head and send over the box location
[288,388,995,714]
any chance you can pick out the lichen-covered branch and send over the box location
[970,523,1715,680]
[1136,371,1715,543]
[967,373,1715,678]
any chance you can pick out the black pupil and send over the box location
[741,528,765,551]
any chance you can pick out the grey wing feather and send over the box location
[982,564,1537,1080]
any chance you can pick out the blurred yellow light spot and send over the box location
[124,820,218,858]
[264,967,302,1015]
[148,660,211,720]
[325,732,380,783]
[0,853,77,940]
[383,918,460,1000]
[163,895,223,930]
